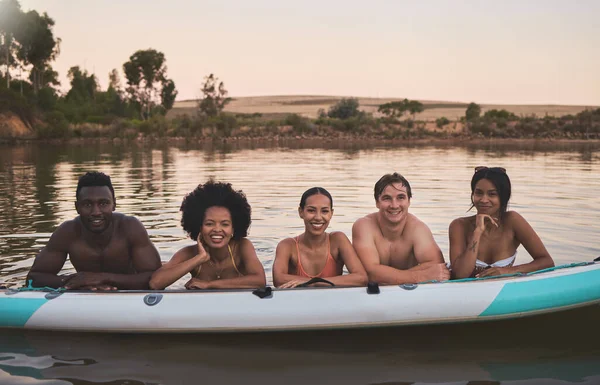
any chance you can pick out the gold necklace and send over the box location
[208,259,226,280]
[208,244,235,280]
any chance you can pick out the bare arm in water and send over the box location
[27,222,74,289]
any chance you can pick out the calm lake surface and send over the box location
[1,140,599,385]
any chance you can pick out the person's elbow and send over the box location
[542,255,555,269]
[148,274,166,290]
[355,271,369,286]
[253,273,267,287]
[363,265,381,283]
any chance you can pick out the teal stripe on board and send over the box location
[480,269,600,317]
[0,297,47,327]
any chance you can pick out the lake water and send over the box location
[1,139,599,384]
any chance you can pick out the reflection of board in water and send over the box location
[0,305,599,385]
[1,263,599,333]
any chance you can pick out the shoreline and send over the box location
[2,135,600,147]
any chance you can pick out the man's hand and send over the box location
[417,263,450,282]
[63,272,110,290]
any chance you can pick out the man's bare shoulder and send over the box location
[118,214,148,233]
[353,213,378,231]
[52,218,80,238]
[405,214,434,236]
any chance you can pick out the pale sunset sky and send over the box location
[18,0,600,105]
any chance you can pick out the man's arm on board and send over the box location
[26,222,72,288]
[411,220,449,281]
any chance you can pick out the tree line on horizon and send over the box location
[1,0,598,140]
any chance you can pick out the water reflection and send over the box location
[0,306,599,385]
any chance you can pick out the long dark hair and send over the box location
[470,167,511,216]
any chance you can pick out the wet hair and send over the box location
[470,167,512,216]
[374,173,412,201]
[180,180,251,241]
[299,187,333,209]
[76,171,115,203]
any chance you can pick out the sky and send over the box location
[16,0,600,105]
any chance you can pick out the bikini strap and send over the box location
[294,236,306,275]
[228,243,243,276]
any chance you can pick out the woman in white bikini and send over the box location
[149,180,266,290]
[449,166,555,279]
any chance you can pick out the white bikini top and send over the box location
[475,251,517,268]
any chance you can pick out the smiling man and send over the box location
[352,173,449,285]
[26,172,162,290]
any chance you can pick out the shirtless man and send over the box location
[352,173,450,284]
[26,171,162,290]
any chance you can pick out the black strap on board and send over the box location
[594,256,600,262]
[297,277,335,288]
[252,286,272,299]
[367,281,380,294]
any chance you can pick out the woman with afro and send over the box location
[150,180,266,289]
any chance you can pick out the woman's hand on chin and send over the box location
[475,214,498,233]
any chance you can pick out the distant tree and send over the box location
[28,64,59,89]
[108,68,122,95]
[65,66,98,102]
[465,102,481,121]
[328,97,360,120]
[436,117,450,128]
[0,0,22,89]
[198,73,230,117]
[483,109,517,120]
[407,100,424,119]
[378,98,423,119]
[123,49,176,119]
[378,101,407,118]
[14,9,61,94]
[160,78,177,112]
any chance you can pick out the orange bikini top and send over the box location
[292,234,339,278]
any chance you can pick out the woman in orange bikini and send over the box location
[273,187,368,288]
[149,180,266,290]
[449,166,554,279]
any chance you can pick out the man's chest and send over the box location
[376,238,415,269]
[68,237,132,272]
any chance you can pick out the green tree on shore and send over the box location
[378,99,423,119]
[123,49,177,119]
[328,97,360,119]
[465,102,481,121]
[198,73,230,117]
[14,9,61,94]
[0,0,22,89]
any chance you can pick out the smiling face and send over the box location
[299,193,333,236]
[201,206,234,248]
[376,183,410,224]
[75,186,116,233]
[472,178,501,216]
